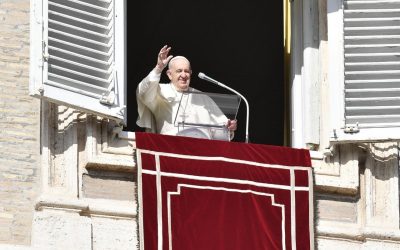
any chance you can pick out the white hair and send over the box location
[168,56,191,69]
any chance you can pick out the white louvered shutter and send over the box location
[341,0,400,139]
[30,0,126,123]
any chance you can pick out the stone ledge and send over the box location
[35,195,136,219]
[0,245,32,250]
[317,221,400,242]
[85,156,135,172]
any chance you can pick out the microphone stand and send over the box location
[198,72,250,143]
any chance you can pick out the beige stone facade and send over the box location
[0,0,41,246]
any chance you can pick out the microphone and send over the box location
[198,72,221,85]
[198,72,250,143]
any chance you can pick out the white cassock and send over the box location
[136,69,229,140]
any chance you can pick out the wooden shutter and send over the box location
[30,0,126,122]
[344,0,400,129]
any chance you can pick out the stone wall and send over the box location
[0,0,41,245]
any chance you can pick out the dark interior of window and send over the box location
[126,0,284,145]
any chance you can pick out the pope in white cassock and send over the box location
[136,45,237,140]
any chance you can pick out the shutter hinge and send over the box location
[36,85,44,95]
[42,41,49,61]
[112,124,123,137]
[344,123,359,134]
[117,105,126,116]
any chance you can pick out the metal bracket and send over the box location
[99,91,115,106]
[42,53,49,62]
[112,124,123,137]
[117,105,126,117]
[36,85,44,95]
[323,145,335,157]
[344,123,360,134]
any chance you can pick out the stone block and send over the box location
[92,217,137,250]
[31,210,92,250]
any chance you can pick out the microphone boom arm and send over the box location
[198,72,250,143]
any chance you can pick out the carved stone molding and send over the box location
[84,115,135,172]
[362,142,399,229]
[313,144,360,195]
[39,101,137,209]
[34,102,138,249]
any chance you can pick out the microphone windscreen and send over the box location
[198,72,206,79]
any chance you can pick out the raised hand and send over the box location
[155,45,173,73]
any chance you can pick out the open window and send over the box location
[30,0,126,123]
[30,0,284,145]
[329,0,400,142]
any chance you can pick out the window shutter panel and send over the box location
[30,0,126,123]
[344,0,400,129]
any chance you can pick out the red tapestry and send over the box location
[136,132,314,250]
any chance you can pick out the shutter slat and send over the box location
[345,61,400,71]
[347,87,400,93]
[345,44,400,54]
[48,46,112,70]
[345,1,400,10]
[344,36,400,45]
[46,80,104,99]
[345,97,400,108]
[48,28,112,50]
[345,71,400,80]
[49,37,112,59]
[47,74,108,93]
[50,55,112,77]
[49,64,112,87]
[49,20,111,43]
[50,0,112,16]
[49,10,112,34]
[346,79,400,89]
[347,106,400,116]
[345,26,400,36]
[49,1,112,25]
[346,115,400,125]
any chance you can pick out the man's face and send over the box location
[167,58,192,92]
